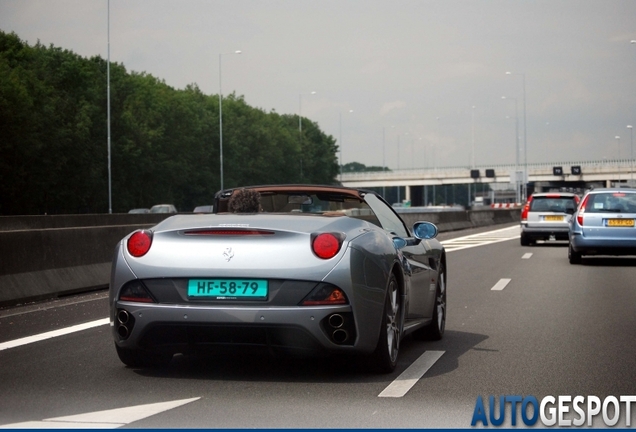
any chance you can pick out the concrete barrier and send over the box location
[0,214,170,307]
[0,209,519,307]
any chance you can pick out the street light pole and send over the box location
[502,96,520,203]
[628,125,634,185]
[471,106,476,168]
[107,0,112,214]
[298,91,316,181]
[382,127,386,198]
[506,71,527,200]
[616,135,621,184]
[219,50,241,191]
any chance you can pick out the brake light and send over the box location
[127,230,153,257]
[184,229,274,236]
[577,195,591,226]
[521,203,530,221]
[311,233,344,259]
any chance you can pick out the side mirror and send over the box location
[566,208,575,215]
[392,237,407,249]
[413,221,439,240]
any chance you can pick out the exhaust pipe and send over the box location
[332,329,348,344]
[116,309,132,339]
[328,314,344,328]
[117,309,130,325]
[117,324,129,338]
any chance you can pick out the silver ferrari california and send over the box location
[109,185,446,373]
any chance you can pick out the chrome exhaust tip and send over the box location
[117,309,130,325]
[117,325,129,339]
[328,313,344,329]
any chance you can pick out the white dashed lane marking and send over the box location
[379,350,445,397]
[0,397,201,429]
[0,318,109,351]
[441,225,520,252]
[491,278,511,291]
[522,253,533,259]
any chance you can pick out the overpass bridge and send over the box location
[340,159,636,205]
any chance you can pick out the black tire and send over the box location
[414,264,446,341]
[568,243,582,264]
[520,233,530,246]
[368,274,401,374]
[115,344,172,368]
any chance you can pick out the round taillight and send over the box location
[127,230,153,257]
[312,233,341,259]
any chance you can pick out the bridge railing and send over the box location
[341,159,636,182]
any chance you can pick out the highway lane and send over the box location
[1,223,636,428]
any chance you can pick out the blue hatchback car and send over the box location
[568,188,636,264]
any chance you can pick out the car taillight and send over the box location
[119,281,155,303]
[521,203,530,221]
[300,284,348,305]
[311,232,344,259]
[127,230,153,257]
[577,195,591,226]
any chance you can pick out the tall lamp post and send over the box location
[107,0,112,213]
[338,109,353,182]
[382,127,386,198]
[219,50,241,191]
[616,135,621,184]
[298,91,316,180]
[502,96,520,203]
[628,125,634,185]
[506,71,527,200]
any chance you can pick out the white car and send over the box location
[520,192,580,246]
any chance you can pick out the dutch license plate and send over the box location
[606,219,635,227]
[544,215,564,222]
[188,279,268,300]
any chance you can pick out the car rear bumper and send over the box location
[569,233,636,255]
[521,224,570,239]
[112,301,370,356]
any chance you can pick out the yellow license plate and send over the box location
[544,215,564,221]
[607,219,635,227]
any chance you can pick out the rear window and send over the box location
[584,192,636,213]
[529,197,577,213]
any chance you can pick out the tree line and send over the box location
[0,31,340,215]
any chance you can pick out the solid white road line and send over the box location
[0,318,109,351]
[0,397,201,429]
[522,253,533,259]
[378,350,444,398]
[491,278,511,291]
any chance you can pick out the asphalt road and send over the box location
[1,223,635,428]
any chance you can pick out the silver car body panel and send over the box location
[110,200,444,357]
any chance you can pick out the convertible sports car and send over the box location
[109,185,446,373]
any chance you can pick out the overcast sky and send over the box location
[2,0,636,170]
